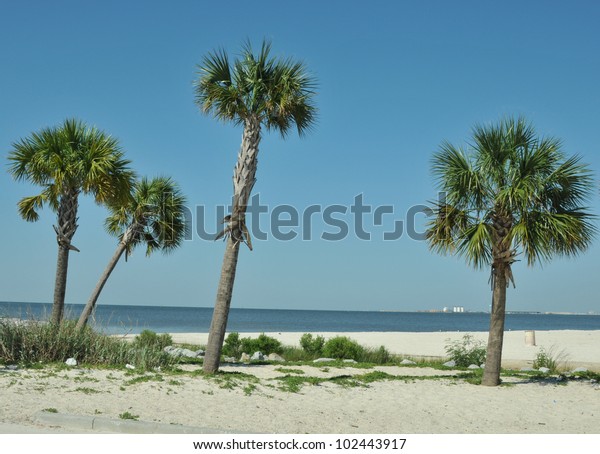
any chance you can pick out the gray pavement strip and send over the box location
[34,411,237,434]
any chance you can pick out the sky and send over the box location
[1,0,599,314]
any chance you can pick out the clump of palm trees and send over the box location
[8,119,188,328]
[6,42,597,387]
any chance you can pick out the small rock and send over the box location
[400,359,416,365]
[251,351,264,361]
[572,367,588,373]
[520,367,536,372]
[343,359,357,364]
[267,353,285,362]
[240,353,251,362]
[223,356,236,363]
[590,379,598,384]
[164,347,198,358]
[480,364,485,369]
[538,367,551,373]
[313,358,335,363]
[467,364,480,369]
[125,364,135,370]
[443,360,456,368]
[195,349,205,357]
[65,358,77,367]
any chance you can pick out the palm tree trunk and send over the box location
[482,262,507,386]
[203,238,241,373]
[76,241,127,330]
[203,117,261,374]
[51,245,70,324]
[50,188,79,324]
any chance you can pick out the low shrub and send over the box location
[222,332,242,358]
[363,345,392,364]
[533,346,569,373]
[133,330,173,350]
[300,333,325,356]
[322,336,365,361]
[445,334,486,367]
[241,333,283,355]
[222,332,283,357]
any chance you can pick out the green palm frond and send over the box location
[104,176,187,257]
[17,191,50,222]
[426,202,472,255]
[456,221,493,269]
[8,118,135,223]
[427,116,596,271]
[194,39,317,137]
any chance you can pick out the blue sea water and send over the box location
[1,301,599,335]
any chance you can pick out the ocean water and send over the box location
[1,301,599,335]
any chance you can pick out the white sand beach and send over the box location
[0,330,598,434]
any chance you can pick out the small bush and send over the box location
[241,333,283,355]
[300,333,325,356]
[533,346,569,373]
[222,332,242,358]
[222,332,283,357]
[445,334,486,367]
[364,345,392,364]
[322,336,365,361]
[133,330,173,350]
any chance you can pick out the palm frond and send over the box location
[193,39,317,136]
[17,192,49,222]
[456,221,493,269]
[427,115,595,271]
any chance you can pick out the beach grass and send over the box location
[0,318,174,371]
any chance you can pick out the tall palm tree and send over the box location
[8,119,135,325]
[426,116,595,386]
[76,176,187,330]
[194,40,317,373]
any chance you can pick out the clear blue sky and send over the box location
[1,0,599,313]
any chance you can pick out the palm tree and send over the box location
[426,117,596,385]
[8,119,135,325]
[194,40,317,373]
[76,176,187,330]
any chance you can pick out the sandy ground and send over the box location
[0,330,598,434]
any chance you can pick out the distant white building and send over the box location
[452,306,465,313]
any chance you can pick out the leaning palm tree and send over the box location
[8,119,135,325]
[76,176,187,330]
[427,117,596,386]
[194,40,317,373]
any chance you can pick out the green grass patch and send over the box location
[119,411,139,421]
[274,367,305,375]
[124,374,164,386]
[73,387,101,394]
